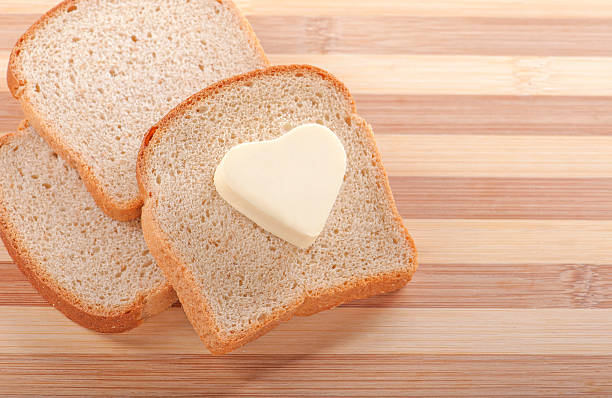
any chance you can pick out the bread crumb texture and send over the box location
[0,126,167,316]
[140,66,416,347]
[12,0,268,209]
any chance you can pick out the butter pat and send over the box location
[214,124,347,249]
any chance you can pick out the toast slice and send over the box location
[0,121,176,332]
[7,0,269,221]
[137,65,417,354]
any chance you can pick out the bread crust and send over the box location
[0,126,177,333]
[139,65,355,153]
[7,0,269,221]
[137,65,417,354]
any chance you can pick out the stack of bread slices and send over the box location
[1,0,417,353]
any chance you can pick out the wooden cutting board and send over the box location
[2,1,612,396]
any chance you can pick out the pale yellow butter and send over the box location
[213,123,347,249]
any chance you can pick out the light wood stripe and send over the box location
[3,121,609,179]
[3,0,612,18]
[392,177,612,220]
[408,219,612,265]
[3,179,611,238]
[0,251,10,263]
[1,354,610,397]
[0,0,55,13]
[2,307,612,355]
[376,135,612,178]
[241,0,612,18]
[5,51,612,96]
[3,118,612,180]
[269,54,612,96]
[3,262,611,309]
[3,219,612,265]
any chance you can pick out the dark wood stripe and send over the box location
[0,92,22,132]
[0,262,38,305]
[391,177,612,220]
[252,16,612,56]
[3,262,611,309]
[5,92,612,137]
[4,15,612,56]
[347,263,612,309]
[0,14,38,50]
[2,354,611,396]
[356,94,612,135]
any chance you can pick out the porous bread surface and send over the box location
[0,124,174,329]
[138,65,417,353]
[9,0,269,219]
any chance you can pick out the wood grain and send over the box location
[3,307,612,355]
[377,135,612,178]
[4,0,612,18]
[0,14,38,50]
[391,177,612,220]
[252,16,612,56]
[2,219,612,265]
[355,94,612,136]
[0,92,21,132]
[0,51,8,92]
[2,0,612,396]
[4,262,611,309]
[409,219,612,264]
[235,0,612,18]
[9,92,612,136]
[8,15,612,56]
[269,54,612,95]
[1,354,610,397]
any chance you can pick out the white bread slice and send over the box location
[137,65,417,354]
[7,0,269,221]
[0,121,176,332]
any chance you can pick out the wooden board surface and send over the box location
[1,1,612,396]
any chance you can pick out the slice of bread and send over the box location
[0,121,176,332]
[7,0,269,221]
[137,65,417,354]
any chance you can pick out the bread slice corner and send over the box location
[8,0,269,221]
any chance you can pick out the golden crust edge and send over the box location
[137,64,356,179]
[141,201,304,354]
[22,106,143,221]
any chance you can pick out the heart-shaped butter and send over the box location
[213,124,347,249]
